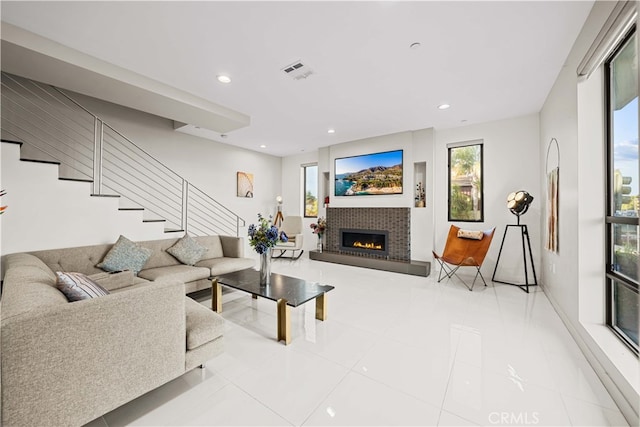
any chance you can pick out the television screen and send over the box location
[335,149,403,196]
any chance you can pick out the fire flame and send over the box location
[353,241,383,250]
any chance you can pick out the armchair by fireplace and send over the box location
[273,216,304,260]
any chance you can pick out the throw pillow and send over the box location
[56,272,110,302]
[96,235,152,274]
[457,229,484,240]
[167,234,208,266]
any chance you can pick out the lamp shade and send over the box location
[507,190,534,217]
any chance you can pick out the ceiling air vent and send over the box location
[281,60,315,80]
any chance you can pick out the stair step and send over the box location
[164,228,185,233]
[143,219,166,223]
[1,139,23,146]
[20,158,61,166]
[119,207,144,211]
[90,194,121,198]
[59,177,93,183]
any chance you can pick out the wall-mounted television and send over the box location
[334,149,403,196]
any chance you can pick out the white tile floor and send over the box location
[87,258,630,426]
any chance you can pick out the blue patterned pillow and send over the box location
[96,235,152,275]
[56,272,110,302]
[167,234,208,266]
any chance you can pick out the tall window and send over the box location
[605,28,639,354]
[303,164,318,217]
[448,142,483,222]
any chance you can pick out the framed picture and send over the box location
[237,172,254,198]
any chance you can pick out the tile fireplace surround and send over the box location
[325,207,410,261]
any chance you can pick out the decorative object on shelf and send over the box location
[415,182,425,207]
[324,196,330,207]
[274,195,284,227]
[237,171,254,198]
[492,190,538,293]
[0,189,6,215]
[248,214,288,285]
[545,138,560,253]
[310,217,327,252]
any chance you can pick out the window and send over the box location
[605,28,639,354]
[303,164,318,217]
[448,142,483,222]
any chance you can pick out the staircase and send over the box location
[1,72,245,237]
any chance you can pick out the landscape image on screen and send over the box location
[335,150,403,196]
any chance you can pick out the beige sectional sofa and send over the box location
[0,235,255,427]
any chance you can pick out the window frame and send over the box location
[604,26,639,355]
[303,163,318,218]
[447,142,484,222]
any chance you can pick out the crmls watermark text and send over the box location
[488,412,540,425]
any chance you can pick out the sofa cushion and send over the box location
[89,270,136,292]
[196,257,255,276]
[193,235,224,259]
[184,297,224,350]
[97,235,152,274]
[55,272,110,302]
[167,234,208,266]
[5,253,57,281]
[138,265,211,283]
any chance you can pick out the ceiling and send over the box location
[1,1,594,157]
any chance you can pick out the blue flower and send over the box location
[279,231,288,243]
[255,242,267,254]
[248,224,257,237]
[266,226,279,241]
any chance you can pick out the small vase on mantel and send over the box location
[259,249,271,286]
[317,235,323,253]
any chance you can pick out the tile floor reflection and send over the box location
[88,258,629,426]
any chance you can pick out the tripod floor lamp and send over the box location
[491,190,538,293]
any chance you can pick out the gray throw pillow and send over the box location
[56,272,110,302]
[167,234,208,266]
[96,235,152,275]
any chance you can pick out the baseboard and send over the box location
[541,284,639,426]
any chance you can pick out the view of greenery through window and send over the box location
[448,144,483,222]
[607,29,638,352]
[304,164,318,217]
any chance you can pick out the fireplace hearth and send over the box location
[340,229,388,256]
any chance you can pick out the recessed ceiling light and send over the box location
[220,134,228,138]
[438,104,451,110]
[259,144,267,148]
[217,75,231,84]
[410,42,421,50]
[327,129,336,134]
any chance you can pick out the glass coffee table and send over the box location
[211,269,334,345]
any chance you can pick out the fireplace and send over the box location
[340,228,389,257]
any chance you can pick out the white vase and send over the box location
[259,249,271,285]
[317,237,323,253]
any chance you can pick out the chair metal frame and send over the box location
[432,225,495,291]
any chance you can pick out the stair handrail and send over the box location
[1,72,245,236]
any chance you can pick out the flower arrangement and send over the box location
[248,213,288,254]
[310,217,327,239]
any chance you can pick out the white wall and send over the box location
[434,114,541,280]
[539,1,639,423]
[1,88,282,260]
